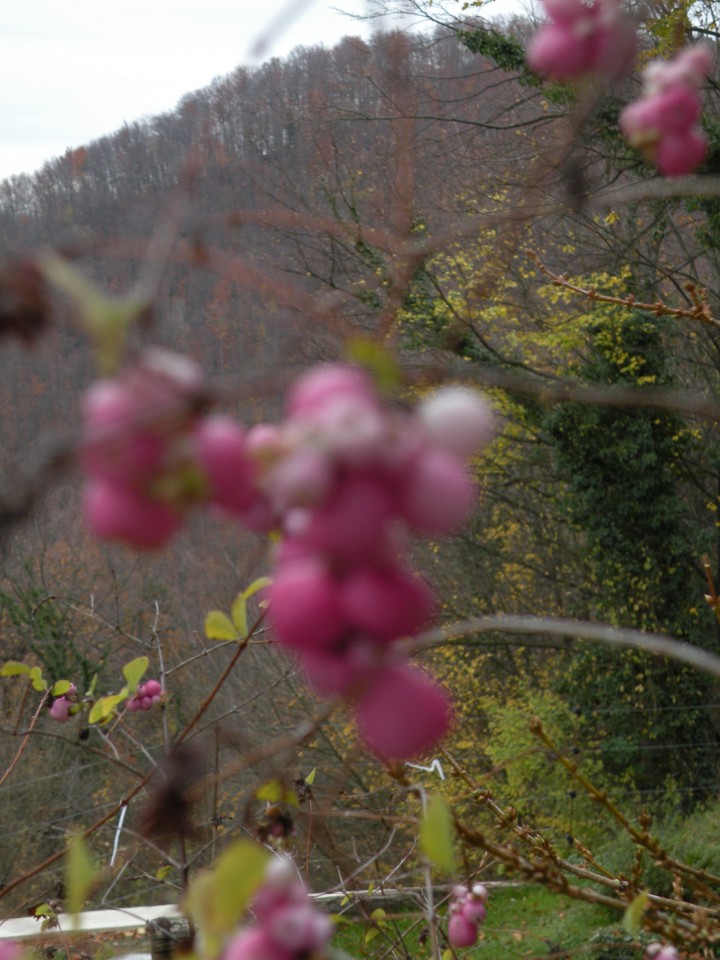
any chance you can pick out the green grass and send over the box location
[331,885,630,960]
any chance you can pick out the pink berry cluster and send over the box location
[620,44,713,177]
[526,0,636,82]
[126,678,164,712]
[81,348,258,549]
[80,355,494,761]
[49,684,77,723]
[644,944,679,960]
[225,856,332,960]
[263,368,493,761]
[447,882,489,948]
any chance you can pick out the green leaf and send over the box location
[370,908,386,923]
[419,793,455,873]
[285,789,299,808]
[205,610,238,641]
[51,680,73,696]
[88,693,127,725]
[364,928,380,944]
[230,594,248,639]
[256,780,284,803]
[623,890,650,935]
[305,767,316,785]
[156,865,172,881]
[442,950,454,960]
[32,903,56,918]
[184,841,269,957]
[39,252,147,374]
[0,661,31,677]
[29,666,47,691]
[66,833,97,915]
[122,656,149,694]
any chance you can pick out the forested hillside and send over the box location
[3,12,720,949]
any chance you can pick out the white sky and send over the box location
[0,0,376,183]
[0,0,522,184]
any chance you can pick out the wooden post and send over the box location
[150,916,193,960]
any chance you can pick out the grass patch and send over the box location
[331,885,629,960]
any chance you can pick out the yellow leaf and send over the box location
[204,610,238,641]
[184,841,268,958]
[256,780,284,803]
[67,833,97,915]
[88,693,127,725]
[623,890,650,935]
[231,594,248,638]
[419,793,455,873]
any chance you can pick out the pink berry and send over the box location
[462,900,487,924]
[267,560,347,652]
[286,364,375,418]
[399,448,477,536]
[301,641,380,697]
[527,24,595,80]
[269,904,332,953]
[224,927,291,960]
[340,566,436,641]
[50,697,72,723]
[264,447,335,509]
[448,913,478,948]
[656,128,707,176]
[471,882,489,902]
[355,662,453,761]
[543,0,587,25]
[418,387,494,458]
[84,479,183,549]
[0,943,21,960]
[82,380,168,485]
[144,679,162,697]
[194,416,258,514]
[297,475,394,563]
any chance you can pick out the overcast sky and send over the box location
[0,0,378,183]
